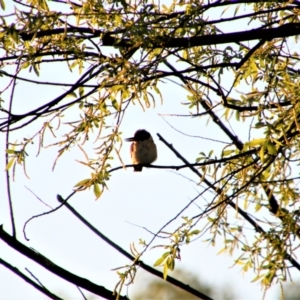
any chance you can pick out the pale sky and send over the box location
[1,1,299,300]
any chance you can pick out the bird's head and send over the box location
[125,129,151,142]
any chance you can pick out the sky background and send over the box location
[1,1,300,299]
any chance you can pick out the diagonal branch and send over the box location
[0,257,63,300]
[0,226,129,300]
[157,133,300,271]
[163,59,291,229]
[56,195,213,300]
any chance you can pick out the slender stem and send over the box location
[0,257,63,300]
[5,62,19,237]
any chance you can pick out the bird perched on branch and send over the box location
[125,129,157,172]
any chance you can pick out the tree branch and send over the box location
[102,23,300,48]
[56,195,213,300]
[0,226,129,300]
[157,133,300,271]
[108,149,257,173]
[13,21,300,50]
[0,257,63,300]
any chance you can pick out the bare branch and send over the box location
[0,257,63,300]
[56,195,213,300]
[0,226,129,300]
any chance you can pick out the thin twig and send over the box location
[25,186,53,209]
[0,258,62,300]
[23,191,76,241]
[76,286,88,300]
[5,61,20,237]
[125,220,168,239]
[161,116,231,145]
[25,268,47,289]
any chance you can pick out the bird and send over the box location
[125,129,157,172]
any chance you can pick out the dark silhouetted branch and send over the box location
[102,23,300,48]
[157,133,300,271]
[0,226,129,300]
[0,257,63,300]
[56,195,213,300]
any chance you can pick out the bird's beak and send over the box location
[125,137,134,142]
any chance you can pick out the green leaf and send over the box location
[93,183,101,199]
[66,91,77,98]
[251,273,265,283]
[21,61,30,69]
[79,86,84,97]
[163,262,168,280]
[255,202,262,212]
[182,49,188,60]
[33,64,40,77]
[259,145,265,162]
[167,257,175,271]
[0,0,5,10]
[254,122,266,128]
[0,29,6,38]
[266,141,277,155]
[112,99,119,110]
[190,229,200,235]
[74,178,90,187]
[111,85,123,92]
[222,149,235,157]
[154,256,166,267]
[217,247,228,255]
[247,138,265,147]
[5,157,15,171]
[6,149,16,154]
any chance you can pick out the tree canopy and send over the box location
[1,0,300,299]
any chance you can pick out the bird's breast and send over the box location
[131,140,157,164]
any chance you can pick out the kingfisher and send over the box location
[125,129,157,172]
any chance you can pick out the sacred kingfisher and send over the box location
[125,129,157,172]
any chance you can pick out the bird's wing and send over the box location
[130,142,135,158]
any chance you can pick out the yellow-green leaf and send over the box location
[222,149,235,157]
[0,0,5,10]
[217,247,227,255]
[190,229,200,235]
[267,141,277,155]
[247,138,265,147]
[93,183,101,199]
[154,256,166,267]
[167,257,175,271]
[74,178,90,187]
[5,157,15,171]
[79,86,84,97]
[259,145,265,162]
[6,149,16,154]
[21,61,30,69]
[163,262,168,280]
[66,91,77,98]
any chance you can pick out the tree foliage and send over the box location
[1,0,300,299]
